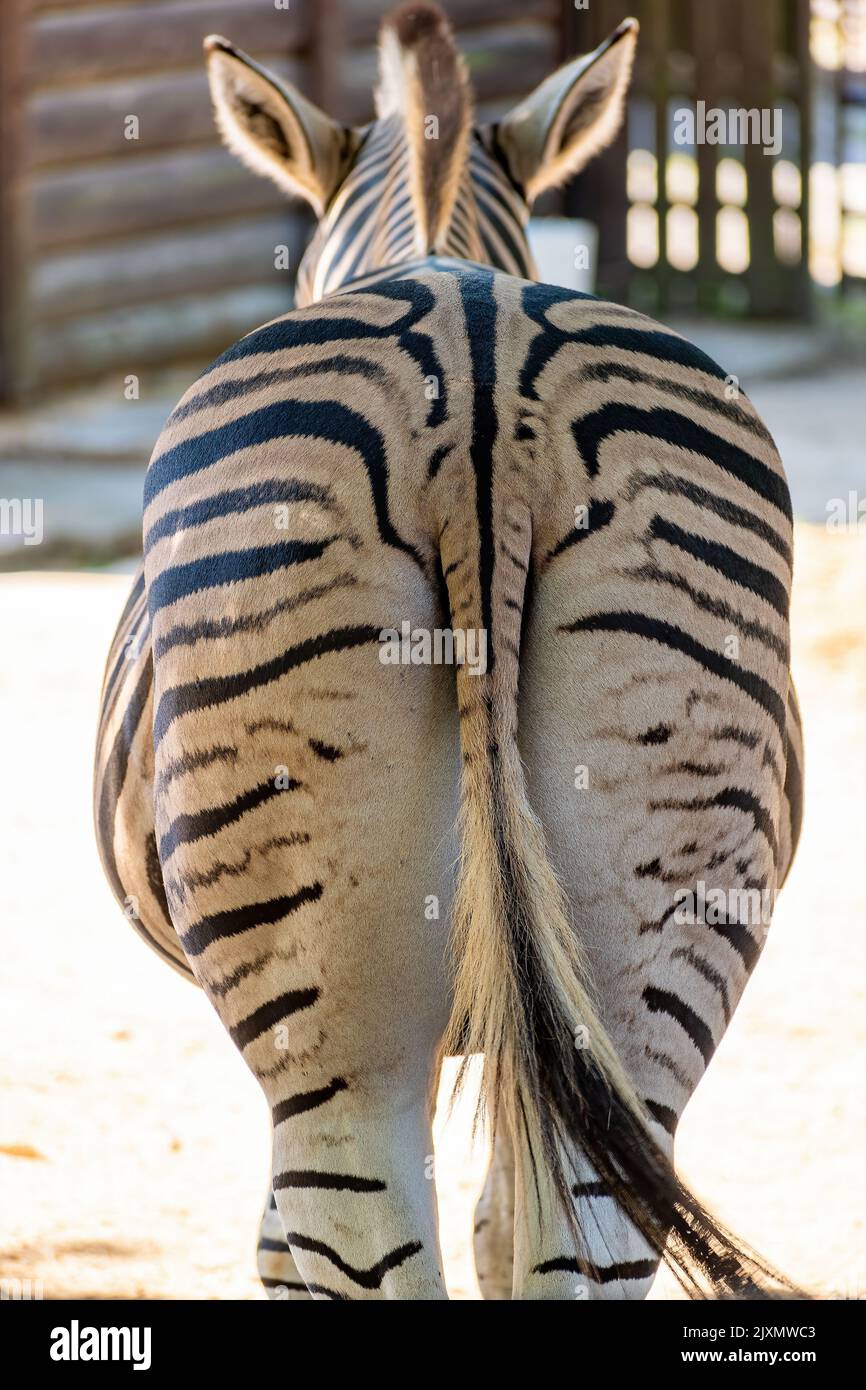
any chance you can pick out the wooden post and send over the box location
[693,0,721,313]
[561,0,630,301]
[310,0,344,119]
[741,0,780,315]
[794,0,813,319]
[0,0,26,401]
[650,0,671,315]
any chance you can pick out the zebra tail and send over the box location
[438,517,801,1300]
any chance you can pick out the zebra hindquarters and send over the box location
[511,459,793,1298]
[93,562,193,981]
[146,482,461,1299]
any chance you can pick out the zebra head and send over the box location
[205,4,638,306]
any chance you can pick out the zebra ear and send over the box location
[204,36,358,216]
[490,18,638,203]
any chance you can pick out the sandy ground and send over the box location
[1,523,864,1301]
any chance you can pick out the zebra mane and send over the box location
[376,2,473,255]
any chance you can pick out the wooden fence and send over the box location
[565,0,814,317]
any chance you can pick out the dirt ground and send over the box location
[1,522,864,1300]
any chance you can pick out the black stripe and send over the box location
[639,901,680,935]
[100,586,147,706]
[272,1077,348,1126]
[455,267,498,671]
[473,181,533,276]
[572,1181,611,1199]
[353,279,448,426]
[285,1233,422,1290]
[329,216,383,292]
[156,742,238,794]
[626,469,791,567]
[159,778,293,863]
[649,515,789,616]
[648,787,779,866]
[533,1257,659,1283]
[274,1170,386,1193]
[708,916,761,971]
[637,722,673,746]
[520,280,727,401]
[644,1099,678,1136]
[153,625,380,745]
[145,399,421,566]
[630,560,789,663]
[427,443,453,480]
[546,498,616,562]
[229,987,320,1050]
[144,477,334,549]
[169,362,390,427]
[572,405,792,519]
[672,946,732,1022]
[713,786,780,866]
[308,738,342,762]
[643,986,715,1066]
[577,359,772,442]
[560,611,787,736]
[179,883,323,957]
[154,573,357,661]
[94,654,192,975]
[712,723,760,749]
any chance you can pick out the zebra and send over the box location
[94,2,804,1300]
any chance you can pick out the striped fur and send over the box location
[94,5,804,1300]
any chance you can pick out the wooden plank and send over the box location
[0,0,28,401]
[28,58,307,167]
[693,0,721,309]
[460,23,558,98]
[563,0,634,302]
[793,0,813,317]
[27,284,294,390]
[30,214,310,320]
[652,0,671,310]
[310,0,343,115]
[27,0,310,88]
[593,0,629,301]
[30,147,292,248]
[740,0,779,313]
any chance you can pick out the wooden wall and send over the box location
[0,0,561,401]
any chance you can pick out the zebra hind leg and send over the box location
[257,1188,311,1300]
[270,1079,448,1301]
[473,1124,515,1300]
[510,1127,662,1301]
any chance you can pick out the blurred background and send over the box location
[1,0,865,556]
[0,0,864,560]
[0,0,864,1300]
